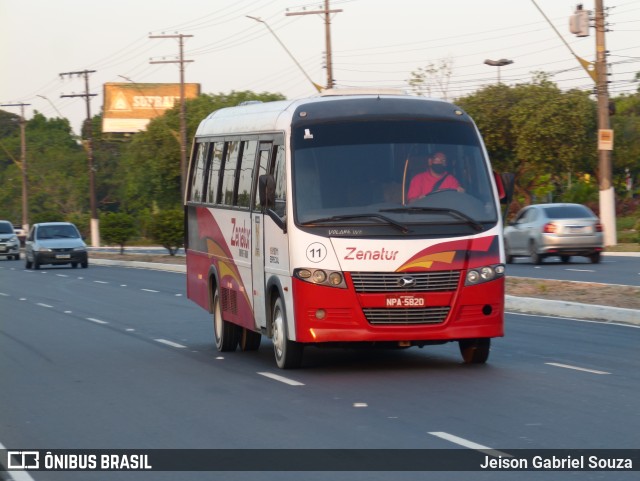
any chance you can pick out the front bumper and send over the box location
[0,242,20,256]
[35,250,88,265]
[292,275,504,344]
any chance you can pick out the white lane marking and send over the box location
[126,328,135,332]
[141,288,159,293]
[64,310,72,314]
[19,297,26,301]
[565,268,595,273]
[94,280,108,284]
[36,303,53,308]
[120,284,127,287]
[545,362,610,375]
[353,403,368,408]
[56,274,69,277]
[428,432,511,458]
[86,317,108,325]
[0,441,37,481]
[258,372,305,386]
[0,292,9,296]
[155,339,186,348]
[175,293,183,297]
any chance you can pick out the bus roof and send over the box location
[194,90,470,138]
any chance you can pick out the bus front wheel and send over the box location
[272,296,303,369]
[459,338,490,364]
[213,288,240,352]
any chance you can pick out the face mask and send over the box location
[431,164,446,175]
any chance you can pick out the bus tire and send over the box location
[459,338,490,364]
[239,328,262,351]
[272,296,303,369]
[213,288,240,352]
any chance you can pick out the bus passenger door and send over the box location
[251,143,271,330]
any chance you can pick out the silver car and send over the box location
[0,220,21,260]
[504,203,604,264]
[25,222,88,269]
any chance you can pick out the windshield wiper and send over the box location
[300,214,409,233]
[380,206,484,232]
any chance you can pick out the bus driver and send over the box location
[407,151,464,201]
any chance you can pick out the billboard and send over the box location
[102,82,200,133]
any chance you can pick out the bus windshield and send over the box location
[292,120,498,236]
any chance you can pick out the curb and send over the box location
[90,258,186,273]
[506,295,639,326]
[90,258,639,327]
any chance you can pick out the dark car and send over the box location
[25,222,88,269]
[504,203,604,264]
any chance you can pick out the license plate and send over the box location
[0,247,7,252]
[567,226,589,234]
[55,254,71,259]
[386,295,425,308]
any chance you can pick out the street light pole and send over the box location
[484,58,514,84]
[247,16,322,93]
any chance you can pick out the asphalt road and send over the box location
[506,253,640,286]
[1,264,639,481]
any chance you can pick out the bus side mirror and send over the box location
[494,171,515,204]
[258,174,276,209]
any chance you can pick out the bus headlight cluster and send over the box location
[294,268,347,288]
[465,264,505,286]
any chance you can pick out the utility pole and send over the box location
[286,0,342,89]
[149,33,194,201]
[60,69,99,246]
[534,0,616,245]
[1,102,30,232]
[594,0,616,246]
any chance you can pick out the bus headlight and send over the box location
[294,268,347,289]
[465,264,505,286]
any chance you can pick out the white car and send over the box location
[24,222,88,269]
[13,224,26,246]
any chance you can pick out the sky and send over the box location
[1,0,639,135]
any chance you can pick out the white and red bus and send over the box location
[185,90,511,368]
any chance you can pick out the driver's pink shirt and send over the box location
[407,171,461,201]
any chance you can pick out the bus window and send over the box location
[221,141,241,206]
[189,142,209,203]
[253,147,270,211]
[206,141,225,204]
[237,140,257,208]
[272,145,286,218]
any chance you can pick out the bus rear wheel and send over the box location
[459,338,490,364]
[239,328,262,351]
[213,288,240,352]
[272,296,303,369]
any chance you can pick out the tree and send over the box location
[611,93,640,196]
[101,212,136,254]
[457,75,597,205]
[408,58,454,100]
[149,208,184,256]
